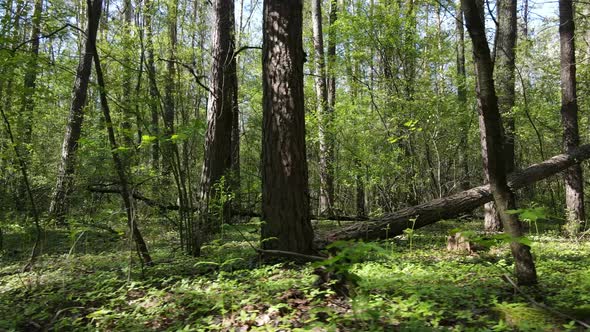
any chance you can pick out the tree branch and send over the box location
[11,24,85,52]
[158,58,213,95]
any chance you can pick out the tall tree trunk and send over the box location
[261,0,314,254]
[93,42,153,266]
[162,0,177,181]
[121,0,134,148]
[230,61,240,207]
[311,0,332,216]
[144,0,160,173]
[325,0,338,213]
[200,0,236,231]
[456,1,471,190]
[559,0,585,235]
[327,0,337,110]
[462,0,537,285]
[49,0,102,224]
[355,158,366,217]
[470,0,502,232]
[484,0,518,233]
[343,20,365,218]
[495,0,517,178]
[311,0,334,215]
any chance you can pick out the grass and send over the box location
[0,218,589,331]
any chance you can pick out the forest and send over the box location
[1,0,590,330]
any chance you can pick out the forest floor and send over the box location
[0,217,589,331]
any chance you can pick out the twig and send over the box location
[502,274,590,329]
[67,231,87,258]
[11,24,85,52]
[46,306,85,331]
[233,45,262,58]
[158,58,213,94]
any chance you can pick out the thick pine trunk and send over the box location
[261,0,314,254]
[462,0,536,285]
[326,143,590,243]
[200,0,236,235]
[559,0,585,235]
[49,0,102,224]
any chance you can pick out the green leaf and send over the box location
[516,236,533,246]
[141,135,157,143]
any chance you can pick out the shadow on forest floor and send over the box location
[1,217,589,331]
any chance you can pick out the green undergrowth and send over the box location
[1,219,589,331]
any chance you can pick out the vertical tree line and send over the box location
[0,0,587,273]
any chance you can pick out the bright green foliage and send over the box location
[1,0,590,330]
[2,219,589,330]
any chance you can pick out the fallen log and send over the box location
[325,144,590,242]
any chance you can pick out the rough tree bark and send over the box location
[559,0,585,235]
[93,44,153,266]
[144,0,160,173]
[162,0,177,181]
[261,0,314,254]
[470,0,501,232]
[326,143,590,243]
[495,0,516,174]
[461,0,536,285]
[200,0,236,231]
[485,0,517,233]
[49,0,102,224]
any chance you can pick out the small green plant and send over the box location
[403,218,417,251]
[210,176,235,241]
[507,204,549,236]
[314,240,386,276]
